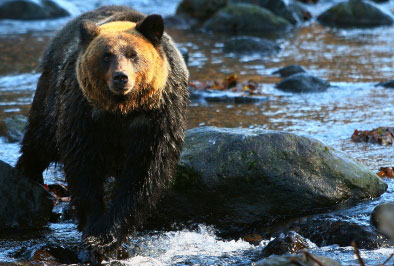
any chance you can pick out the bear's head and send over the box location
[76,15,169,114]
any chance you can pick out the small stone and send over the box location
[282,218,391,249]
[276,73,330,92]
[261,231,312,257]
[376,80,394,88]
[223,36,280,55]
[371,203,394,241]
[273,65,306,78]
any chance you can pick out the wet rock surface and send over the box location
[203,3,291,34]
[371,202,394,241]
[223,36,280,55]
[0,0,69,20]
[254,254,342,266]
[189,89,269,104]
[376,79,394,88]
[277,218,391,249]
[0,160,53,230]
[230,0,306,25]
[176,0,227,21]
[276,73,330,93]
[317,0,393,28]
[272,64,306,78]
[149,127,387,236]
[31,245,79,264]
[0,114,27,142]
[261,231,312,257]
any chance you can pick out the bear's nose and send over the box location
[113,72,129,87]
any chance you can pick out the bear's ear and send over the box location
[80,20,100,46]
[136,14,164,46]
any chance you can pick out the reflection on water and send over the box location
[0,0,393,265]
[169,22,394,82]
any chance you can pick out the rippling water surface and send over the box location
[0,0,393,265]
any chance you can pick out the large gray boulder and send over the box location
[151,127,387,235]
[203,3,291,33]
[0,160,53,230]
[317,0,393,28]
[0,0,69,20]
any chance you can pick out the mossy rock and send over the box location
[149,127,387,236]
[317,0,393,28]
[203,3,291,34]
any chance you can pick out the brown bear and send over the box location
[16,5,189,262]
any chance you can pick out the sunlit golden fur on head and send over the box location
[76,21,169,114]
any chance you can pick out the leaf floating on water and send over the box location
[351,127,394,145]
[242,233,263,245]
[44,183,71,204]
[224,74,238,89]
[47,184,70,198]
[377,167,394,178]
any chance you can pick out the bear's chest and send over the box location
[92,112,153,172]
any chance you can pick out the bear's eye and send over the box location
[103,53,113,62]
[126,50,137,60]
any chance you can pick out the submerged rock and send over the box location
[0,160,53,230]
[32,245,79,264]
[276,73,330,92]
[317,0,393,28]
[261,231,312,257]
[281,218,391,249]
[0,0,69,20]
[150,127,387,236]
[376,80,394,88]
[255,254,342,266]
[0,114,27,142]
[176,0,227,21]
[273,64,306,78]
[203,3,291,34]
[223,36,280,55]
[371,203,394,241]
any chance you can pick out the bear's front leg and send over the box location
[81,154,167,260]
[63,158,107,236]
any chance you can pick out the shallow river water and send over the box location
[0,0,393,265]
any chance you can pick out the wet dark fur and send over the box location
[16,5,188,260]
